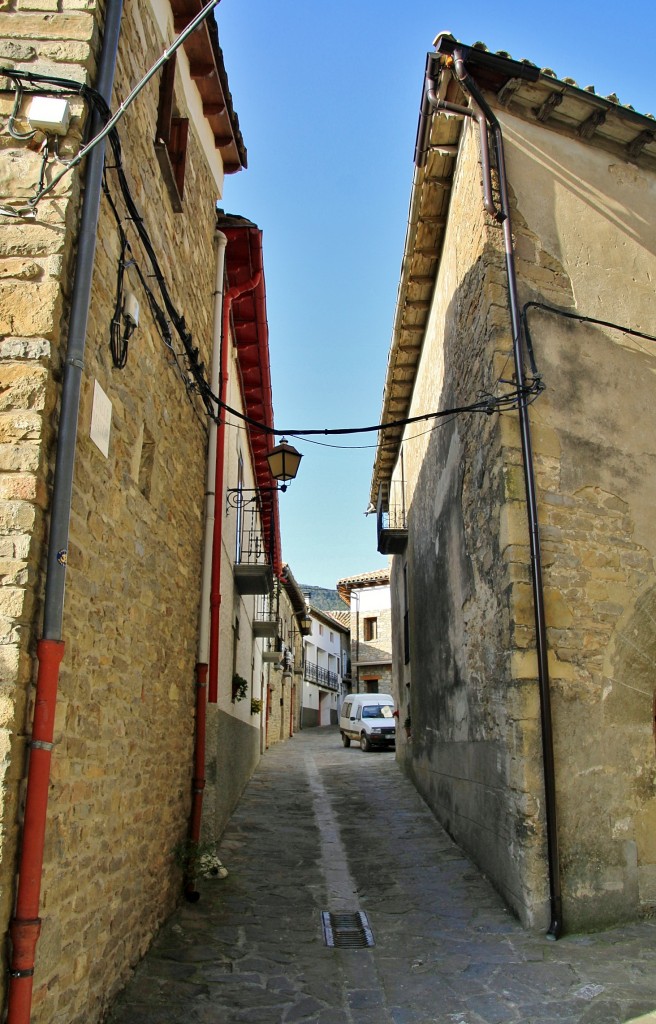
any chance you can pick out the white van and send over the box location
[339,693,396,751]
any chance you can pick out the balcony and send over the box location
[377,480,408,555]
[261,633,284,666]
[304,661,339,691]
[253,593,279,638]
[234,506,274,596]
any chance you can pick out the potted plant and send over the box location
[232,673,248,702]
[403,715,412,738]
[250,697,263,715]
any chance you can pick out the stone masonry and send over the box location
[379,60,656,934]
[0,3,233,1020]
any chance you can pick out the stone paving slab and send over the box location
[106,727,656,1024]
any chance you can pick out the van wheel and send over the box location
[342,732,350,747]
[360,732,371,752]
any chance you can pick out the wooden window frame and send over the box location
[363,617,378,642]
[154,55,188,212]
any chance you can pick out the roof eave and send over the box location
[370,38,656,505]
[170,1,247,173]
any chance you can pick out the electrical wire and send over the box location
[101,172,208,429]
[7,78,36,140]
[109,233,132,369]
[3,70,570,448]
[0,0,222,209]
[521,301,656,361]
[1,66,215,420]
[216,378,543,440]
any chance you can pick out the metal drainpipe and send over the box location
[446,51,562,939]
[6,5,124,1021]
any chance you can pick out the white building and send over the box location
[301,607,349,727]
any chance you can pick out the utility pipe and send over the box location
[208,263,262,702]
[422,63,496,219]
[6,5,124,1021]
[450,50,562,938]
[184,229,227,900]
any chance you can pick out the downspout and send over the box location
[185,229,227,901]
[447,50,562,938]
[418,52,497,219]
[7,5,124,1022]
[208,263,262,702]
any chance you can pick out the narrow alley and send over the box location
[106,729,656,1024]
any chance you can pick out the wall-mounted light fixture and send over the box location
[266,438,302,488]
[227,439,303,509]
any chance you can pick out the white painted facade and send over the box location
[301,608,348,727]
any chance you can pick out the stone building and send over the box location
[0,5,290,1022]
[371,35,656,936]
[336,569,393,696]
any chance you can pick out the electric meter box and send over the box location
[27,96,71,136]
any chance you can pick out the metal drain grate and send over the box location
[322,911,375,949]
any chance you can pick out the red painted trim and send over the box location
[223,226,282,576]
[208,223,282,704]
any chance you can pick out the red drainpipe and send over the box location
[8,640,65,1022]
[208,266,262,702]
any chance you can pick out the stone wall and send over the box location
[391,108,656,932]
[397,119,546,926]
[0,3,226,1019]
[504,112,656,929]
[350,594,393,694]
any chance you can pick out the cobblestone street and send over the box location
[106,728,656,1024]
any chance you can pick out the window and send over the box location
[319,624,324,636]
[362,703,393,718]
[329,631,334,643]
[154,55,189,212]
[363,617,378,641]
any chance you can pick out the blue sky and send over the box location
[216,0,655,590]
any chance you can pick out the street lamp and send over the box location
[227,439,303,509]
[266,438,302,486]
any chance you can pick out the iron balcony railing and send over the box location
[377,479,408,555]
[233,505,273,595]
[304,661,339,691]
[236,505,270,567]
[253,592,279,638]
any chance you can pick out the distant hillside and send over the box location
[300,585,342,611]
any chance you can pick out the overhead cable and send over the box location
[215,379,544,439]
